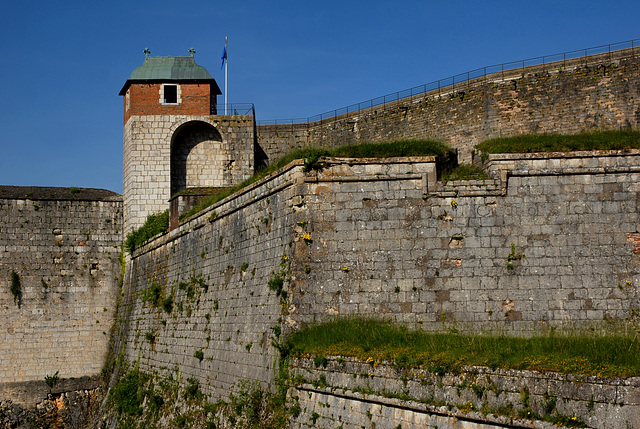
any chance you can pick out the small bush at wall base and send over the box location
[44,371,59,389]
[109,369,145,416]
[184,377,202,400]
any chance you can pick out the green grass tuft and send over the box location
[475,130,640,154]
[286,318,640,377]
[440,164,489,181]
[124,210,169,253]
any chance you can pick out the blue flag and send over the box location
[221,46,227,69]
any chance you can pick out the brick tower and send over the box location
[120,49,255,234]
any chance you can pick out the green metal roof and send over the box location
[129,56,213,80]
[119,55,220,95]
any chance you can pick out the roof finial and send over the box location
[144,48,151,59]
[189,47,196,57]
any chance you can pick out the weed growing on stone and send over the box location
[140,283,163,307]
[313,355,328,368]
[194,350,204,362]
[162,295,173,314]
[9,271,21,306]
[268,272,283,295]
[124,210,169,253]
[440,164,489,181]
[44,371,59,389]
[506,242,528,270]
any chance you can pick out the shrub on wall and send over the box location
[124,210,169,253]
[9,270,21,306]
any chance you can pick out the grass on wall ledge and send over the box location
[475,130,640,154]
[285,318,640,377]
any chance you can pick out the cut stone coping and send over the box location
[0,185,122,201]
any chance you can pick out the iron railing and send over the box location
[257,38,640,127]
[216,103,255,116]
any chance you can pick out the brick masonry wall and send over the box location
[287,152,640,333]
[123,114,254,233]
[0,194,122,406]
[257,48,640,164]
[124,83,213,123]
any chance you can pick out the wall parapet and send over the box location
[482,149,640,195]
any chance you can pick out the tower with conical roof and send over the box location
[120,50,255,234]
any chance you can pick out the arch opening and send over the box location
[170,121,223,196]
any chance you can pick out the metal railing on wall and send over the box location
[257,38,640,127]
[216,103,255,116]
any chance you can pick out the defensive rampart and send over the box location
[257,48,640,164]
[119,163,303,398]
[120,149,640,426]
[287,151,640,333]
[0,187,122,406]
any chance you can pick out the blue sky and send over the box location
[0,0,638,193]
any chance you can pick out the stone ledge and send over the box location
[0,375,102,407]
[290,356,640,429]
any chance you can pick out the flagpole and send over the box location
[224,36,228,115]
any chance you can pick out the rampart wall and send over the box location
[257,48,640,164]
[287,151,640,333]
[119,163,303,398]
[0,187,122,406]
[121,150,640,417]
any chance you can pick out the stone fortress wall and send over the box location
[288,151,640,333]
[120,149,640,427]
[119,162,304,399]
[0,187,122,406]
[257,48,640,164]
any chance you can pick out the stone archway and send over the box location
[170,121,223,196]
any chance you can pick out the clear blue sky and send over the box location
[1,0,638,193]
